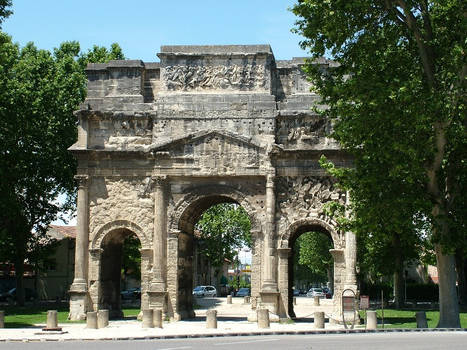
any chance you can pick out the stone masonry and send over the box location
[68,45,357,322]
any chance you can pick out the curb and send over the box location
[1,327,467,342]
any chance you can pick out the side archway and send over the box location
[91,220,151,251]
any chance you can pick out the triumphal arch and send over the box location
[68,45,357,322]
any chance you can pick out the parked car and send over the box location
[306,287,325,298]
[192,285,217,297]
[236,288,250,297]
[293,289,300,296]
[0,287,37,302]
[120,287,140,300]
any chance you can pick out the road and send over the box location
[2,332,467,350]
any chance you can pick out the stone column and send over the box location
[150,176,167,292]
[277,247,291,319]
[261,174,277,291]
[149,176,168,313]
[69,175,89,320]
[344,191,357,286]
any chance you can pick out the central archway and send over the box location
[168,185,261,320]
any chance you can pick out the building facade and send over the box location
[68,45,357,321]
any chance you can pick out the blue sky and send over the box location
[3,0,308,62]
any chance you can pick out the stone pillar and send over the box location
[151,176,167,292]
[329,248,345,323]
[142,309,154,328]
[314,311,325,329]
[0,310,4,328]
[227,295,232,304]
[344,191,357,287]
[206,309,217,329]
[46,310,58,329]
[86,311,98,329]
[366,310,377,329]
[257,309,270,328]
[277,247,291,319]
[261,174,277,291]
[154,309,163,328]
[97,309,109,328]
[69,174,89,321]
[149,176,168,315]
[166,232,179,320]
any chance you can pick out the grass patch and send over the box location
[122,307,140,319]
[0,303,84,328]
[360,309,467,328]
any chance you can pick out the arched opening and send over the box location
[288,224,334,319]
[176,194,252,319]
[99,228,141,318]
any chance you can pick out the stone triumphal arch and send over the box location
[68,45,357,322]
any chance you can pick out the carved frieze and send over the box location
[276,176,346,248]
[277,115,329,147]
[163,64,266,91]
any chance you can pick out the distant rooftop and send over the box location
[48,225,76,239]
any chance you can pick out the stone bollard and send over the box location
[42,310,62,331]
[0,311,4,328]
[314,311,325,329]
[206,309,217,329]
[366,310,377,329]
[257,308,270,329]
[313,296,320,306]
[86,311,98,329]
[142,309,154,328]
[97,309,109,328]
[153,309,163,328]
[227,295,232,304]
[416,311,428,328]
[244,296,250,304]
[293,297,297,305]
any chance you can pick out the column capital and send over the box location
[74,174,89,188]
[151,175,167,187]
[266,174,275,188]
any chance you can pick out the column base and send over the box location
[68,291,88,321]
[147,290,168,314]
[259,290,280,315]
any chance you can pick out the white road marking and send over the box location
[215,338,279,345]
[158,347,192,350]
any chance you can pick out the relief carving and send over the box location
[164,64,266,91]
[277,176,346,248]
[278,116,328,146]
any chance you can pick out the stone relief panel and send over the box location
[163,64,266,92]
[276,176,346,248]
[276,115,331,148]
[88,177,154,247]
[155,132,267,175]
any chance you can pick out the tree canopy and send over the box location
[292,0,466,327]
[195,203,251,268]
[0,14,124,303]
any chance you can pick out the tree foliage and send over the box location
[292,0,466,327]
[195,203,251,268]
[296,231,333,282]
[0,18,124,303]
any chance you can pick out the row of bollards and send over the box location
[86,310,109,329]
[365,310,428,329]
[141,309,163,328]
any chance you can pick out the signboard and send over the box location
[360,295,370,310]
[342,296,355,312]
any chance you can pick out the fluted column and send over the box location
[261,174,277,291]
[151,176,167,292]
[70,175,89,292]
[344,190,357,286]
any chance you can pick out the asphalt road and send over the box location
[1,332,467,350]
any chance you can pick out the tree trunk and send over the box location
[393,234,405,309]
[14,251,25,306]
[455,250,467,307]
[435,243,460,327]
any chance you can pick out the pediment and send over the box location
[148,130,265,173]
[149,130,263,153]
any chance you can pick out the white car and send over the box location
[306,287,325,298]
[192,285,217,297]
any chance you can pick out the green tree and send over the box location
[0,0,11,27]
[0,27,124,304]
[121,234,141,289]
[292,1,466,327]
[297,232,333,284]
[195,203,251,268]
